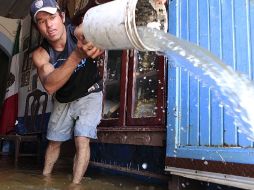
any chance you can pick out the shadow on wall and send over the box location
[0,49,10,112]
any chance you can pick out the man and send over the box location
[30,0,103,184]
[30,0,166,185]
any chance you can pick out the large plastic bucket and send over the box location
[82,0,167,51]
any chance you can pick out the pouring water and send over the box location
[137,26,254,141]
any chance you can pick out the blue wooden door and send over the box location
[166,0,254,185]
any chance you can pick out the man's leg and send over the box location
[72,136,90,184]
[43,140,62,176]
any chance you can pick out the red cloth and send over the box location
[0,93,18,134]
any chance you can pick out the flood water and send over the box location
[0,156,167,190]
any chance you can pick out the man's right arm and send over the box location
[32,46,83,95]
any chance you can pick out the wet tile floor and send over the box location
[0,156,168,190]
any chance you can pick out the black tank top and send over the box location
[41,24,101,103]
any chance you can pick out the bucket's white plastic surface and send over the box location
[82,0,167,51]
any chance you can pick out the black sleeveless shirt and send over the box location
[41,24,102,103]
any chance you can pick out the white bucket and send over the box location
[82,0,167,51]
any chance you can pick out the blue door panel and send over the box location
[234,1,249,74]
[179,70,189,146]
[179,0,188,40]
[188,0,198,43]
[167,0,254,165]
[209,0,224,146]
[178,0,190,146]
[189,78,199,145]
[220,0,238,146]
[234,0,253,147]
[198,0,211,147]
[251,2,254,80]
[188,0,200,146]
[199,87,210,146]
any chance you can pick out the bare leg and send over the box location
[72,136,90,184]
[43,141,62,176]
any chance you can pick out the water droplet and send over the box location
[181,183,186,188]
[142,163,148,169]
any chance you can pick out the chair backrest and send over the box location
[23,89,48,134]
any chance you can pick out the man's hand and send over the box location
[74,24,104,59]
[76,40,104,59]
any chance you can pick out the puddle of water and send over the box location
[0,159,166,190]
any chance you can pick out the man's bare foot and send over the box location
[43,174,53,186]
[67,183,82,190]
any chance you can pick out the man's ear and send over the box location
[61,12,66,23]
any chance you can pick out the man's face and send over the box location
[36,11,65,42]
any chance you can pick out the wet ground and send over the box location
[0,156,167,190]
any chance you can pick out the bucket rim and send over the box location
[125,0,156,51]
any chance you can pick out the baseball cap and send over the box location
[30,0,60,23]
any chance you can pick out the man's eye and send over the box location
[50,15,56,20]
[38,20,44,25]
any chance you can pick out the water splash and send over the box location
[137,26,254,141]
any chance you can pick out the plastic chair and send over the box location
[0,89,48,166]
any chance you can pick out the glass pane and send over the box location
[133,51,158,118]
[102,50,122,119]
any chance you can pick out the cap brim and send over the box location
[34,7,58,22]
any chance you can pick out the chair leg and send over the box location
[14,138,21,167]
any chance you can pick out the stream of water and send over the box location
[137,26,254,141]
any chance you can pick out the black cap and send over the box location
[30,0,60,23]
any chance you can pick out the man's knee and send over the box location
[75,136,90,150]
[47,141,62,150]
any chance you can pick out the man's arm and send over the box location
[32,39,102,95]
[32,47,83,94]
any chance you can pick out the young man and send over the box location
[30,0,166,185]
[30,0,103,184]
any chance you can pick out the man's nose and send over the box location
[46,19,53,28]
